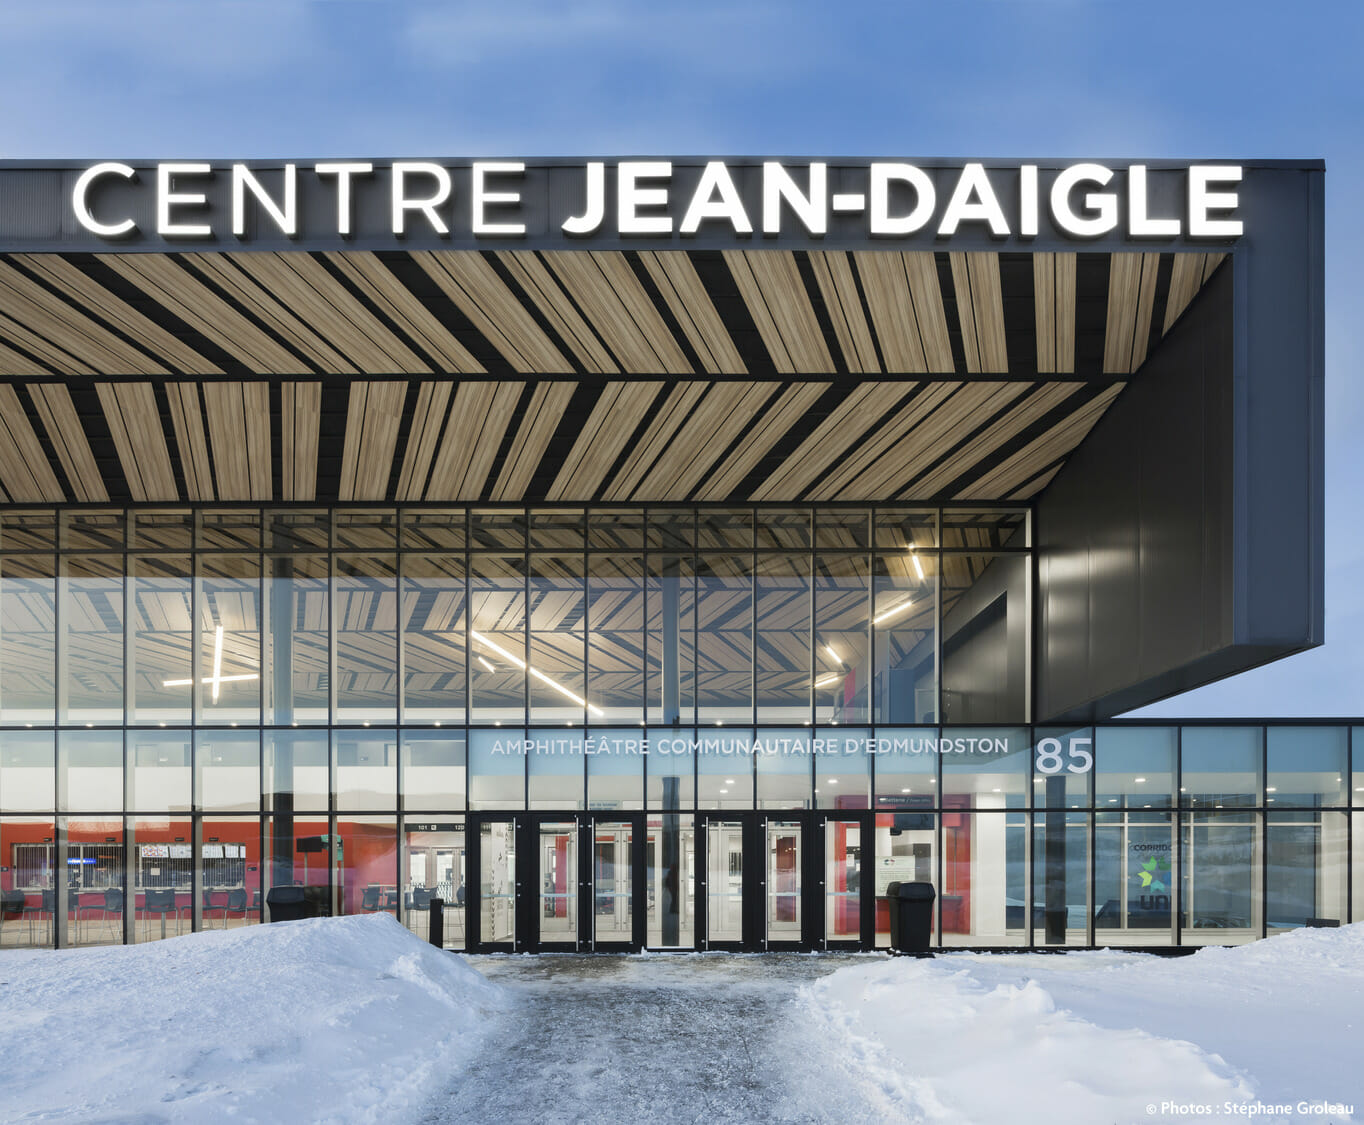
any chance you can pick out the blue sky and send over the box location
[1,0,1359,716]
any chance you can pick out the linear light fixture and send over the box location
[909,547,925,581]
[823,643,841,666]
[477,656,496,673]
[813,673,842,688]
[471,629,604,716]
[163,625,258,701]
[873,598,914,626]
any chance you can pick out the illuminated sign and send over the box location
[68,160,1244,244]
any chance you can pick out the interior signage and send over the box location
[68,160,1243,243]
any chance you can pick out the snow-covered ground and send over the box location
[809,925,1364,1124]
[0,914,505,1124]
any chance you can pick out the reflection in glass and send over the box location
[1266,811,1346,932]
[941,811,1028,947]
[1096,726,1176,809]
[470,554,526,725]
[58,730,122,811]
[62,556,124,725]
[130,556,192,725]
[479,820,516,944]
[1181,810,1260,945]
[401,731,467,811]
[646,729,693,809]
[197,556,262,725]
[469,730,524,810]
[1032,811,1088,945]
[404,822,465,949]
[1267,727,1347,807]
[756,554,809,724]
[528,732,583,810]
[646,555,694,725]
[816,555,869,724]
[1182,727,1262,809]
[696,555,751,725]
[263,555,329,725]
[757,729,810,809]
[941,727,1028,808]
[1,730,54,812]
[196,729,260,813]
[338,815,398,917]
[874,809,935,948]
[587,555,644,724]
[335,556,397,724]
[593,820,633,944]
[529,555,586,724]
[1095,810,1175,946]
[872,549,937,724]
[128,731,191,813]
[63,816,124,947]
[0,556,55,725]
[402,555,466,724]
[334,731,398,811]
[647,812,694,948]
[538,820,578,946]
[264,729,329,812]
[940,553,1028,724]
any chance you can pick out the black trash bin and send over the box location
[885,881,935,956]
[266,885,330,923]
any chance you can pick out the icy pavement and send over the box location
[420,953,917,1125]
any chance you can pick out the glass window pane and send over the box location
[335,555,397,724]
[267,510,328,551]
[1266,811,1347,932]
[1181,810,1260,945]
[1266,726,1347,807]
[401,731,467,811]
[587,729,644,811]
[59,730,122,812]
[333,510,396,551]
[61,511,124,552]
[757,729,810,810]
[469,729,524,810]
[263,556,329,725]
[824,818,863,942]
[64,816,124,947]
[1,817,56,948]
[1,730,55,812]
[872,549,937,724]
[200,816,262,930]
[816,510,870,550]
[816,556,869,725]
[1097,726,1176,809]
[1354,812,1364,924]
[697,509,750,551]
[128,556,192,725]
[646,509,693,551]
[757,554,809,724]
[130,814,192,942]
[1095,810,1175,946]
[528,555,585,725]
[470,509,525,551]
[1031,727,1093,809]
[874,808,936,948]
[588,509,644,551]
[756,509,809,550]
[940,553,1028,724]
[470,554,526,725]
[401,509,465,551]
[335,730,397,811]
[62,556,124,725]
[197,556,261,725]
[1181,726,1262,809]
[402,555,466,724]
[646,812,694,948]
[646,555,695,726]
[263,813,334,918]
[873,728,938,808]
[1,510,57,551]
[1,556,56,725]
[874,509,937,551]
[1032,810,1089,946]
[528,730,584,810]
[196,730,260,813]
[942,509,1027,550]
[941,811,1029,947]
[128,731,191,813]
[816,729,870,809]
[1355,728,1364,805]
[697,555,751,725]
[698,730,752,809]
[198,509,261,551]
[646,729,694,809]
[131,510,192,551]
[941,727,1029,808]
[529,509,583,550]
[587,555,643,724]
[403,822,466,949]
[264,730,329,813]
[338,815,398,917]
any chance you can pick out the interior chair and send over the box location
[223,887,249,927]
[142,888,179,940]
[202,888,226,929]
[101,888,124,943]
[20,889,55,945]
[1,888,26,944]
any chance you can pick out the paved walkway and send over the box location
[421,953,916,1125]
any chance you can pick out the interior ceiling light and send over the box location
[478,656,496,673]
[873,598,914,626]
[814,674,842,688]
[823,643,841,665]
[471,630,603,716]
[909,548,925,582]
[163,625,259,701]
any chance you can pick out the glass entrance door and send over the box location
[704,819,745,946]
[822,816,865,945]
[477,818,517,950]
[646,813,695,948]
[535,819,579,950]
[592,818,636,949]
[766,819,803,945]
[402,820,466,950]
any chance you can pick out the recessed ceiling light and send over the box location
[828,779,839,785]
[1266,787,1277,793]
[901,788,912,794]
[1134,778,1146,783]
[991,787,1001,793]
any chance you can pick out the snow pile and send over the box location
[806,925,1364,1124]
[0,914,505,1124]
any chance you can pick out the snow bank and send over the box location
[0,914,505,1124]
[806,925,1364,1124]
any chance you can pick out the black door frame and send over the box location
[586,812,645,952]
[466,812,525,953]
[813,810,877,950]
[695,811,749,951]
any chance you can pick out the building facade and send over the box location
[0,157,1332,950]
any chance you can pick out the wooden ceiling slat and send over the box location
[203,381,272,500]
[395,381,452,501]
[1034,253,1056,373]
[1102,253,1143,375]
[0,337,51,375]
[637,251,746,376]
[1163,253,1207,335]
[602,382,709,501]
[185,253,354,375]
[1202,252,1227,284]
[490,381,578,501]
[547,381,664,500]
[1054,252,1076,373]
[723,250,834,374]
[99,253,304,374]
[0,310,90,374]
[499,251,617,375]
[808,251,879,374]
[751,382,913,501]
[852,252,927,374]
[642,382,782,501]
[96,382,177,501]
[950,252,1007,373]
[955,384,1124,499]
[27,384,106,502]
[457,381,521,499]
[424,381,525,501]
[165,382,214,501]
[903,252,956,373]
[1129,252,1161,372]
[16,255,222,376]
[413,251,572,374]
[541,251,691,374]
[339,380,406,501]
[862,382,1029,499]
[255,252,430,374]
[324,251,483,375]
[906,382,1082,498]
[0,384,63,502]
[0,260,168,376]
[1008,463,1063,501]
[694,383,828,501]
[281,381,320,501]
